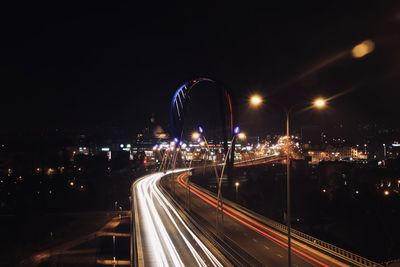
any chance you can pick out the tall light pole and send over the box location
[250,94,327,267]
[383,144,387,159]
[216,126,245,235]
[113,235,116,266]
[235,181,240,202]
[285,109,292,267]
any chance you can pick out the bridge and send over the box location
[129,78,384,267]
[130,163,382,267]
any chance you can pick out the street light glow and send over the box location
[352,40,375,58]
[191,132,200,140]
[237,132,246,140]
[249,94,263,107]
[313,97,327,109]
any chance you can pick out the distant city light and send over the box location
[198,126,204,133]
[234,126,240,135]
[384,190,390,196]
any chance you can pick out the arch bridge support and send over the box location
[170,78,236,179]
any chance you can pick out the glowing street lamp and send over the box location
[216,125,244,234]
[235,181,240,201]
[235,181,240,192]
[249,94,263,107]
[192,131,201,140]
[237,132,246,140]
[352,40,375,58]
[248,95,328,267]
[313,97,327,109]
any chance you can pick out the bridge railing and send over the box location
[190,181,383,267]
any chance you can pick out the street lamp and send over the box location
[235,181,240,201]
[192,131,201,140]
[312,97,327,109]
[351,40,375,58]
[186,128,221,210]
[383,144,387,159]
[249,94,327,267]
[250,94,263,107]
[216,126,245,235]
[113,235,116,266]
[237,132,246,140]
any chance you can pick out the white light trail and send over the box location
[135,171,224,267]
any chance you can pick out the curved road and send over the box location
[132,171,230,267]
[133,169,379,267]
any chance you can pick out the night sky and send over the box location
[1,1,400,135]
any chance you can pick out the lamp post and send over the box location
[187,128,222,210]
[113,235,116,266]
[249,94,327,267]
[216,126,245,235]
[184,130,202,210]
[235,181,240,201]
[383,144,387,159]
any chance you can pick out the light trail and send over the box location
[176,173,345,267]
[134,171,225,267]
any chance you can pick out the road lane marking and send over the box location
[264,245,270,250]
[276,254,283,258]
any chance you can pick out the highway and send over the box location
[132,168,381,267]
[170,171,358,267]
[132,171,230,267]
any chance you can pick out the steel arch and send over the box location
[170,78,234,142]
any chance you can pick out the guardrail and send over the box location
[190,180,383,267]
